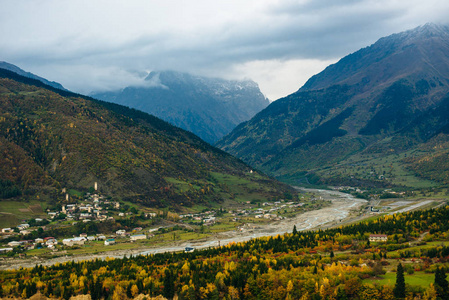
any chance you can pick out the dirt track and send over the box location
[0,188,367,270]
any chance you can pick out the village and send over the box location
[0,182,314,257]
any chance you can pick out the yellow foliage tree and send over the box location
[131,284,139,297]
[228,286,240,300]
[112,285,126,300]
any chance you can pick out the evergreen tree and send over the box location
[435,267,449,300]
[126,282,133,298]
[163,269,175,299]
[393,263,406,298]
[293,225,298,235]
[46,282,53,297]
[336,286,348,300]
[91,278,102,300]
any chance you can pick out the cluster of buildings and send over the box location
[2,236,59,253]
[0,184,165,255]
[179,211,218,225]
[235,201,303,220]
[49,192,121,222]
[179,200,304,225]
[1,223,32,235]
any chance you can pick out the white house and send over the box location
[116,230,126,236]
[1,228,13,233]
[17,224,30,230]
[130,234,146,241]
[45,238,58,246]
[63,237,86,246]
[79,213,92,219]
[203,217,216,225]
[105,238,115,245]
[7,241,21,247]
[47,212,57,218]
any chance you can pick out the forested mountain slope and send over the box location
[217,23,449,188]
[0,68,293,208]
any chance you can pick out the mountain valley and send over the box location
[1,22,449,300]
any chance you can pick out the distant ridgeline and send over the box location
[0,204,448,299]
[92,71,269,144]
[0,67,294,208]
[217,23,449,189]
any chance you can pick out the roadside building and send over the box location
[369,234,388,242]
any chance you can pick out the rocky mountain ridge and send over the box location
[92,71,269,143]
[217,23,449,188]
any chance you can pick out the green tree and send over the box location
[336,286,348,300]
[434,267,449,300]
[393,263,406,298]
[163,269,175,299]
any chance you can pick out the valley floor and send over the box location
[0,188,368,270]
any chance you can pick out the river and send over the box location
[0,188,367,270]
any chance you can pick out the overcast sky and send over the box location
[0,0,448,100]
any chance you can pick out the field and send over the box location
[0,200,46,228]
[315,147,441,189]
[365,271,434,287]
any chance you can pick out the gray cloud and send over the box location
[0,0,448,99]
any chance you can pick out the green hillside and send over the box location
[217,24,449,190]
[0,68,295,210]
